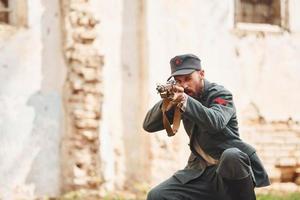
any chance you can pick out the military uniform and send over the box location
[143,54,270,200]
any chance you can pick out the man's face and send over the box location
[174,70,205,98]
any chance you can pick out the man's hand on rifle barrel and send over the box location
[166,85,186,110]
[156,81,187,110]
[171,85,185,103]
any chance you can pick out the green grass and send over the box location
[257,193,300,200]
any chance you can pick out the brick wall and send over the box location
[60,0,104,197]
[241,120,300,186]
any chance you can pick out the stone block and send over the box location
[79,130,97,141]
[277,166,296,182]
[73,28,96,43]
[74,119,99,129]
[82,83,102,93]
[73,165,87,178]
[295,177,300,185]
[81,67,98,81]
[277,158,297,167]
[86,55,103,68]
[73,109,97,119]
[69,92,85,103]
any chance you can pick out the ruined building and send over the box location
[0,0,300,198]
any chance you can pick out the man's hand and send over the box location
[166,85,187,111]
[171,85,185,103]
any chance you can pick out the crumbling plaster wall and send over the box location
[60,0,104,196]
[0,0,66,197]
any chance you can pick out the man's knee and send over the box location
[217,148,251,180]
[221,148,246,163]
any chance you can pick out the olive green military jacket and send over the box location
[143,79,270,187]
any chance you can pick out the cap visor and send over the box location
[167,69,195,80]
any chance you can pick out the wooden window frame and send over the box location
[230,0,289,33]
[0,0,27,27]
[0,0,11,24]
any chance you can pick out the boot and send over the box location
[223,175,256,200]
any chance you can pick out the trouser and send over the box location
[147,148,256,200]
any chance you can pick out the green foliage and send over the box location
[257,193,300,200]
[102,194,127,200]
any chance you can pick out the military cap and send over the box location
[168,54,201,80]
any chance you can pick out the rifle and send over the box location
[156,80,177,99]
[156,80,181,137]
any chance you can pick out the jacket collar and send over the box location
[199,79,211,100]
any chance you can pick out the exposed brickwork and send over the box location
[60,0,104,197]
[241,120,300,187]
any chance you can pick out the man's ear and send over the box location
[199,70,205,79]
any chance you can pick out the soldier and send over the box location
[143,54,270,200]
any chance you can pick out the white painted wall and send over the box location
[95,0,152,190]
[92,0,126,191]
[0,0,66,198]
